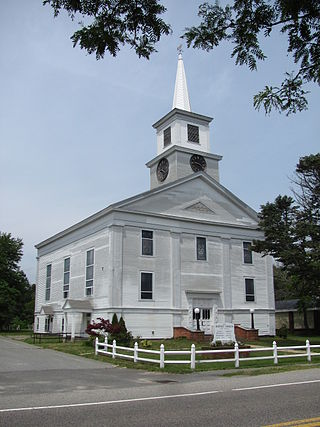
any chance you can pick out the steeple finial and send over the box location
[172,47,191,112]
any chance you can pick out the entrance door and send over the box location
[193,308,212,334]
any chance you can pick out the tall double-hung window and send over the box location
[243,242,253,264]
[245,278,255,302]
[142,230,153,256]
[140,272,153,300]
[45,264,52,301]
[63,257,70,299]
[85,249,94,296]
[196,237,207,260]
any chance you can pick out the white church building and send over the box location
[34,53,275,338]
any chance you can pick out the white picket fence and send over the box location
[95,338,320,369]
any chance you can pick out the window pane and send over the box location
[141,273,152,291]
[142,230,153,239]
[243,242,252,264]
[46,264,52,277]
[86,280,93,289]
[64,258,70,271]
[245,278,255,301]
[86,266,93,280]
[142,230,153,256]
[142,239,153,256]
[141,292,152,300]
[64,272,70,285]
[86,287,93,296]
[141,273,152,299]
[197,237,207,260]
[86,249,94,266]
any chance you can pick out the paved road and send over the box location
[1,337,320,426]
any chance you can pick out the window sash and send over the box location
[141,272,153,299]
[142,230,153,256]
[243,242,253,264]
[85,250,94,296]
[245,278,255,301]
[45,264,52,301]
[86,249,94,266]
[196,237,207,260]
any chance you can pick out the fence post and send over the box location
[273,341,278,364]
[191,344,196,369]
[95,337,98,356]
[112,339,116,359]
[134,342,138,363]
[234,342,239,368]
[104,335,108,344]
[160,344,165,369]
[306,339,311,362]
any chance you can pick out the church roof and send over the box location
[35,171,259,250]
[172,52,191,111]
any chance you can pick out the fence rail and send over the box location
[95,338,320,370]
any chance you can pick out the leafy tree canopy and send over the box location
[253,153,320,310]
[44,0,320,115]
[0,232,34,330]
[43,0,171,59]
[183,0,320,115]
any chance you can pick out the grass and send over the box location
[19,334,320,375]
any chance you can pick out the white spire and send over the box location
[172,47,191,112]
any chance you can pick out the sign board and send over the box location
[213,323,235,344]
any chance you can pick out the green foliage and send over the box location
[183,0,320,115]
[273,265,296,301]
[111,313,118,327]
[277,325,288,339]
[254,153,320,315]
[0,232,34,330]
[44,0,171,59]
[86,315,132,346]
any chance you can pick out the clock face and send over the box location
[190,154,207,172]
[157,158,169,182]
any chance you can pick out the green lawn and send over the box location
[19,334,320,375]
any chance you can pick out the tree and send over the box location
[0,232,34,330]
[183,1,320,115]
[43,0,171,59]
[44,1,319,116]
[273,265,296,301]
[253,153,320,326]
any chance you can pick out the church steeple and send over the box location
[146,50,222,189]
[172,48,191,112]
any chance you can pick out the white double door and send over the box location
[193,307,213,334]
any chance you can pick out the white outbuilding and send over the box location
[34,53,275,338]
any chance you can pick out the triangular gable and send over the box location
[39,305,55,315]
[115,173,258,227]
[184,201,215,215]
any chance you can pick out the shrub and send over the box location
[277,324,288,339]
[86,315,132,346]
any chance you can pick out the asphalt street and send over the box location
[0,337,320,426]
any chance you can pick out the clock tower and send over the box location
[146,50,222,189]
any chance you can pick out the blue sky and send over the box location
[1,0,319,283]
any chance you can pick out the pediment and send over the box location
[184,201,215,215]
[116,173,258,227]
